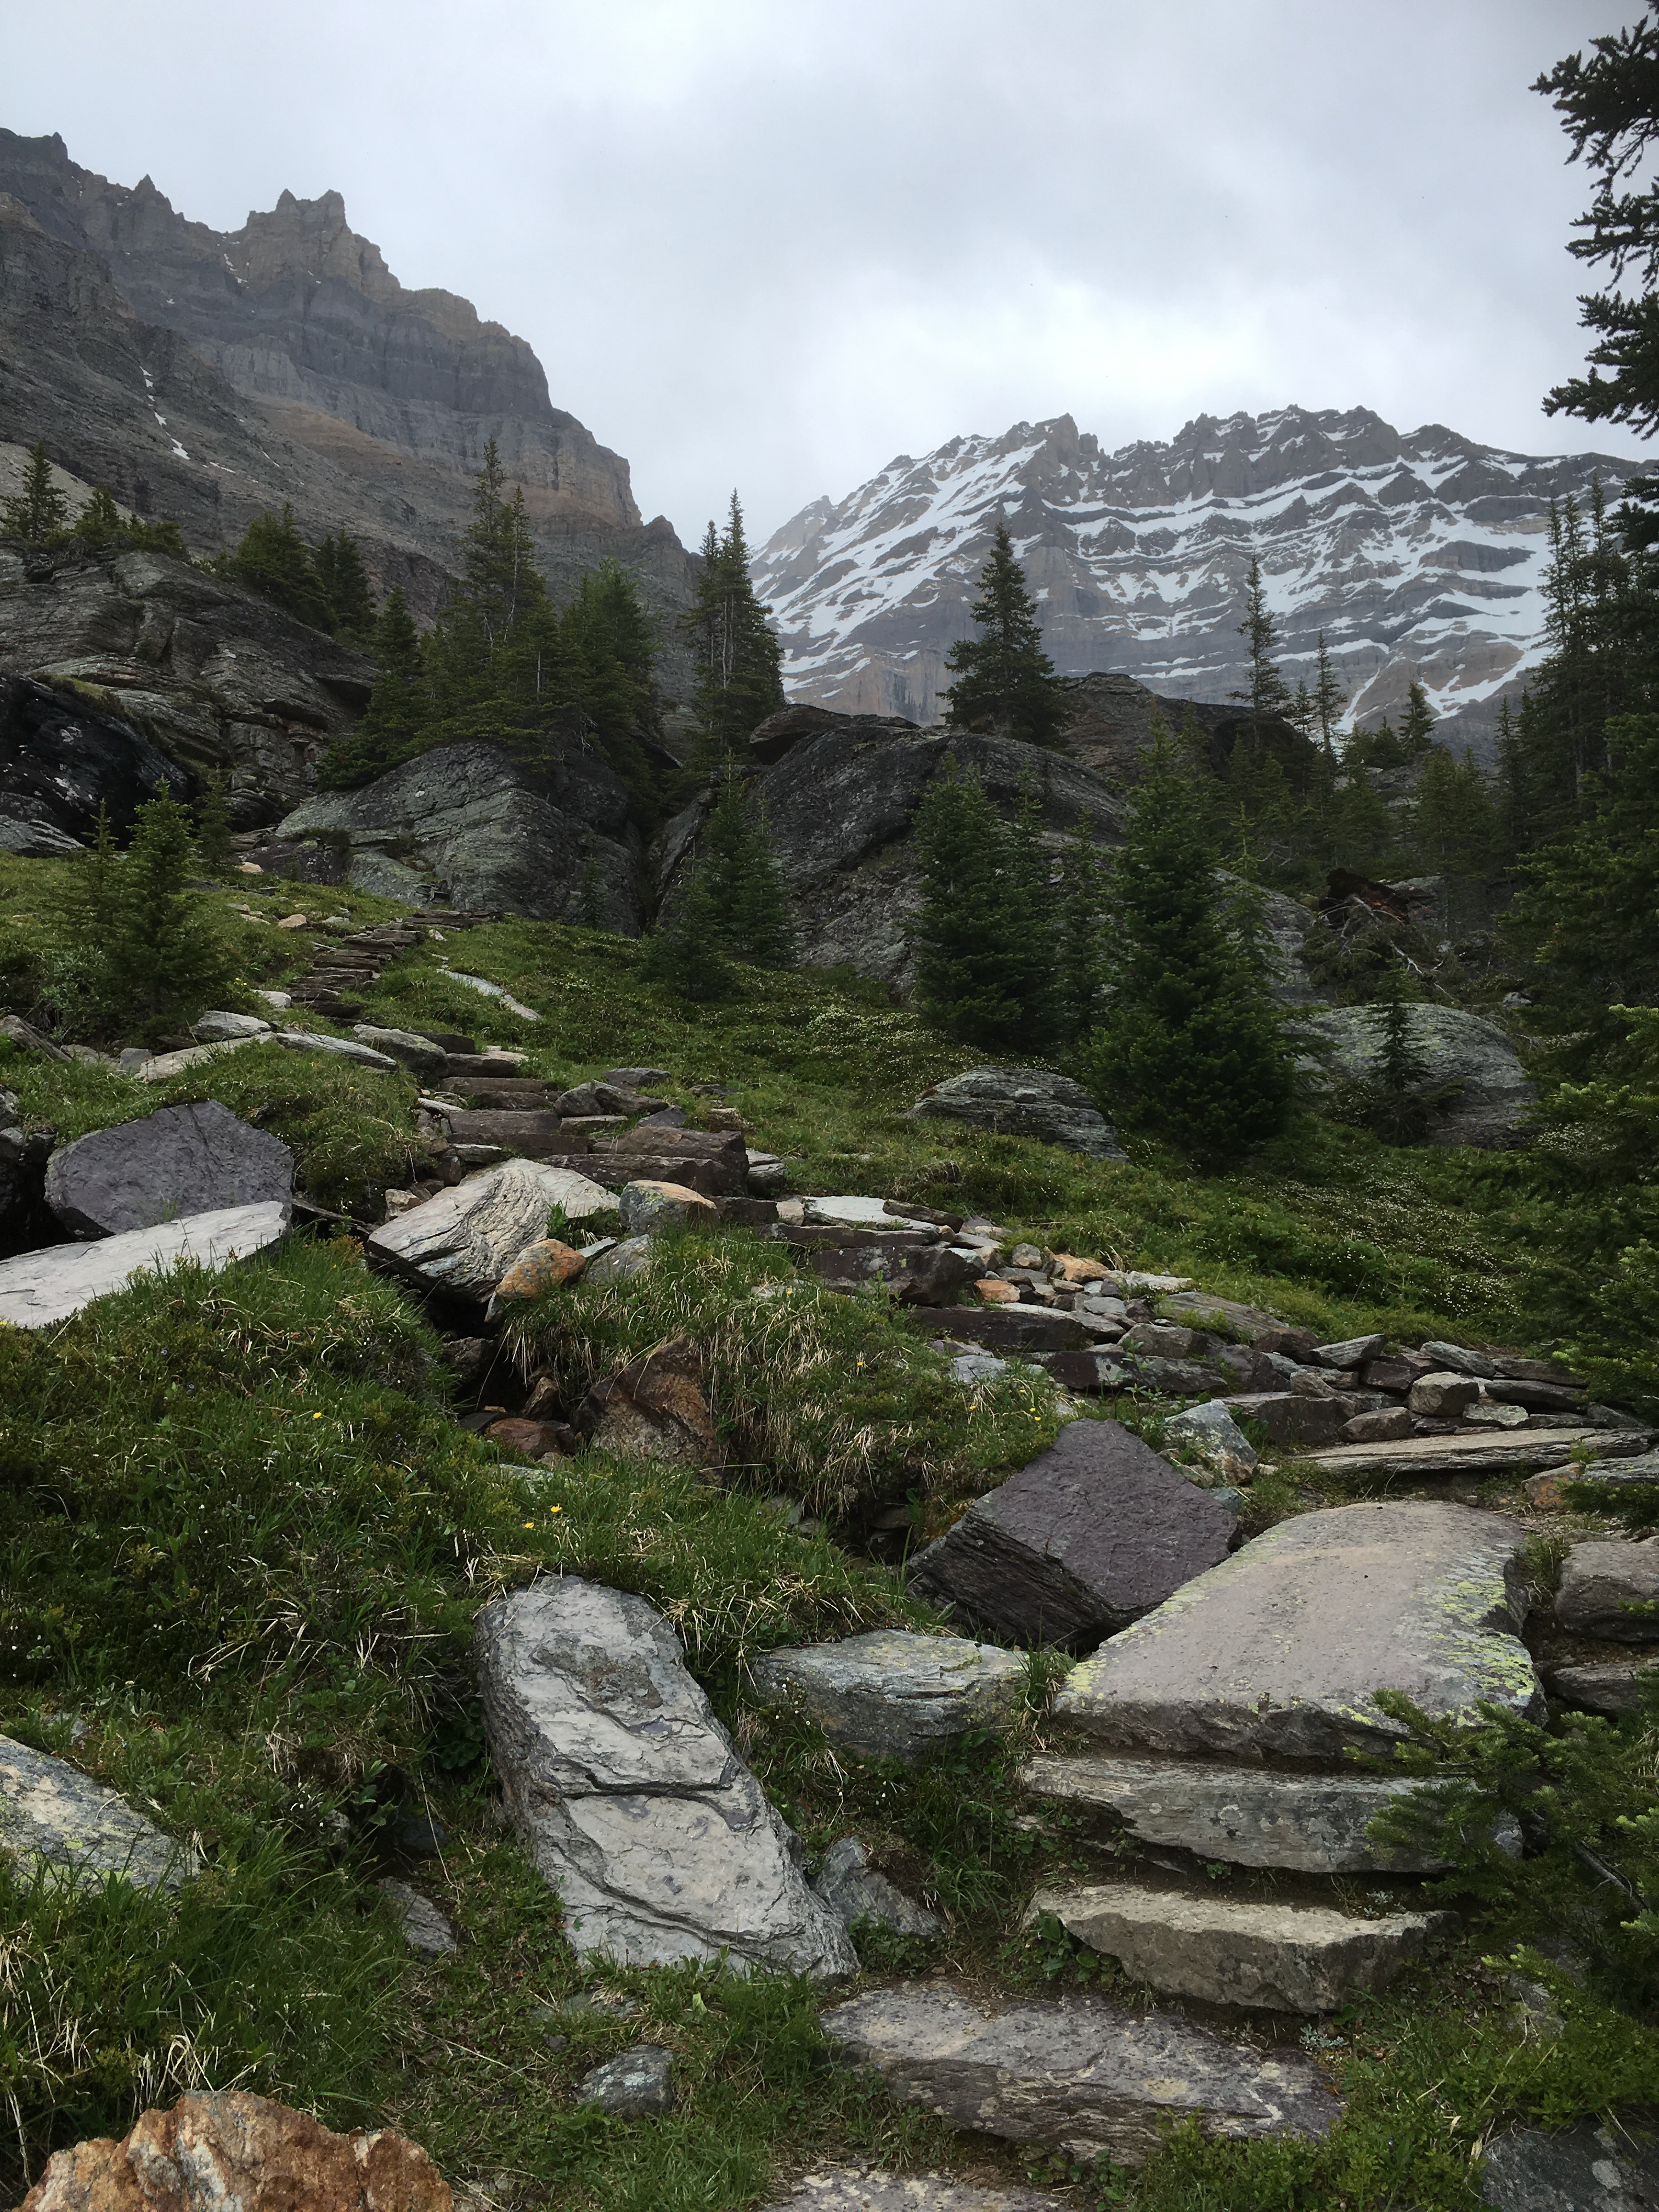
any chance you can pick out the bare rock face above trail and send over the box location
[753,1630,1029,1762]
[0,1200,290,1329]
[1028,1881,1443,2012]
[14,2090,452,2212]
[476,1577,857,1978]
[912,1067,1126,1160]
[0,1734,197,1891]
[819,1984,1340,2165]
[271,742,642,927]
[1294,1004,1536,1148]
[1053,1500,1539,1761]
[911,1419,1236,1649]
[0,669,190,846]
[44,1100,293,1238]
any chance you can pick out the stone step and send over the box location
[1019,1752,1466,1872]
[1306,1426,1654,1479]
[1026,1881,1444,2013]
[819,1984,1339,2167]
[1052,1499,1540,1762]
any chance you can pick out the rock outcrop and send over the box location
[0,1200,290,1328]
[44,1101,294,1237]
[0,1734,197,1891]
[1294,1003,1536,1147]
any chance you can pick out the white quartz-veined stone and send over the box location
[366,1159,612,1296]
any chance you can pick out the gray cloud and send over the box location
[7,0,1645,543]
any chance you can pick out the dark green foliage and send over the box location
[225,502,334,630]
[314,589,429,789]
[101,788,236,1040]
[1229,556,1294,736]
[192,769,236,876]
[1312,629,1347,755]
[943,522,1066,747]
[1084,735,1292,1166]
[911,758,1058,1051]
[69,485,190,559]
[0,443,68,543]
[1056,816,1105,1039]
[70,485,123,546]
[1400,676,1438,755]
[639,861,735,1001]
[312,528,375,640]
[1413,743,1499,877]
[1350,985,1444,1145]
[699,763,796,966]
[683,494,785,767]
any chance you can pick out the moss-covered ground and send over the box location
[2,865,1657,2208]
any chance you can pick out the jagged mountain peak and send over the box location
[754,403,1630,753]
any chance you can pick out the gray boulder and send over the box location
[814,1837,944,1939]
[1294,1005,1535,1147]
[752,1630,1029,1762]
[0,1200,290,1329]
[1054,1500,1539,1760]
[819,1985,1340,2165]
[352,1025,449,1080]
[476,1577,856,1977]
[1480,2119,1659,2210]
[1556,1540,1659,1643]
[578,2046,675,2117]
[1162,1401,1258,1480]
[1545,1661,1659,1717]
[376,1878,458,1956]
[44,1100,294,1238]
[911,1420,1236,1649]
[366,1160,613,1298]
[912,1066,1125,1160]
[274,741,643,928]
[191,1010,274,1042]
[0,1734,198,1891]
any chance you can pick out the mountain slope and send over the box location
[754,407,1630,754]
[0,133,696,656]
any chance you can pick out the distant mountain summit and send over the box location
[0,131,693,636]
[753,407,1630,753]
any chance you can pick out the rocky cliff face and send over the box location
[753,408,1631,758]
[0,134,697,665]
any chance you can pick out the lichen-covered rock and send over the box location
[1054,1500,1539,1760]
[0,1734,197,1891]
[476,1577,856,1977]
[14,2090,450,2212]
[493,1238,586,1301]
[753,1630,1028,1761]
[812,1837,943,1939]
[1295,1005,1535,1147]
[365,1160,612,1297]
[577,1339,718,1467]
[1161,1401,1258,1480]
[1556,1539,1659,1644]
[618,1179,718,1235]
[912,1066,1125,1160]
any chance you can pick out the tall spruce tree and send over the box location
[910,759,1030,1047]
[1230,557,1294,737]
[228,504,332,631]
[103,787,235,1039]
[313,529,375,640]
[942,522,1067,747]
[315,589,430,789]
[1056,817,1105,1042]
[1083,733,1291,1165]
[699,762,796,966]
[1400,678,1438,757]
[1312,632,1347,757]
[1,444,69,543]
[682,494,785,765]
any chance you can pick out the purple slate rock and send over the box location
[910,1419,1236,1650]
[44,1098,294,1238]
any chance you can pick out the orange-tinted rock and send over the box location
[494,1238,586,1301]
[1052,1252,1112,1285]
[977,1278,1019,1305]
[580,1338,719,1468]
[16,2090,450,2212]
[486,1417,572,1460]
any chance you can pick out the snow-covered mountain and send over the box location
[752,407,1630,753]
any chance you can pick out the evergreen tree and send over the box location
[699,761,796,966]
[1,443,69,543]
[1287,676,1316,744]
[1333,759,1396,875]
[229,504,332,631]
[1361,981,1438,1144]
[682,494,785,765]
[1229,557,1294,736]
[313,529,375,640]
[104,787,235,1039]
[1413,746,1498,878]
[314,589,432,790]
[1400,678,1438,757]
[639,859,733,1002]
[1056,817,1105,1041]
[72,487,125,547]
[1082,736,1291,1165]
[1312,632,1347,757]
[942,521,1067,747]
[910,759,1030,1047]
[193,770,236,876]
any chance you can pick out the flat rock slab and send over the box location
[753,1630,1028,1761]
[1547,1660,1659,1717]
[1019,1753,1461,1873]
[1479,2118,1659,2210]
[1053,1500,1539,1762]
[911,1066,1127,1161]
[905,1307,1096,1354]
[1307,1428,1654,1479]
[366,1159,613,1297]
[0,1734,196,1890]
[1556,1541,1659,1643]
[476,1576,855,1978]
[0,1201,290,1329]
[1030,1881,1442,2012]
[760,2173,1070,2212]
[820,1985,1339,2165]
[910,1420,1235,1649]
[44,1099,294,1237]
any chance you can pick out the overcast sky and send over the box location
[7,1,1647,545]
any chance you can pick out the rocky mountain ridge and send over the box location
[754,407,1631,758]
[0,133,696,653]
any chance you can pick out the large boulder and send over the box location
[272,741,642,928]
[1479,2120,1659,2211]
[0,1201,290,1329]
[15,2091,450,2212]
[365,1159,613,1299]
[44,1101,294,1238]
[910,1419,1236,1648]
[753,1629,1029,1761]
[912,1066,1125,1160]
[476,1577,856,1978]
[1294,1004,1536,1147]
[1053,1500,1539,1761]
[819,1985,1339,2165]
